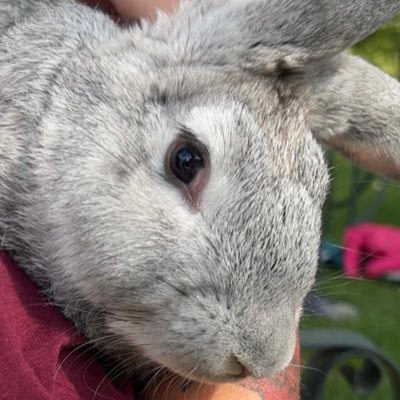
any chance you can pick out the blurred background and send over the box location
[300,15,400,400]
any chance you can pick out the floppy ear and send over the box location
[310,54,400,179]
[149,0,400,72]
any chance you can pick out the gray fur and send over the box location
[0,0,398,384]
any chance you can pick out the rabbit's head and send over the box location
[21,0,400,383]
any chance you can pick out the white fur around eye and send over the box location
[181,104,262,215]
[183,104,237,152]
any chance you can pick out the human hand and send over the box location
[110,0,180,19]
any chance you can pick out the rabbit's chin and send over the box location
[132,352,293,385]
[133,362,251,386]
[123,340,295,385]
[145,367,249,386]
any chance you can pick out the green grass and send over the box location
[300,156,400,400]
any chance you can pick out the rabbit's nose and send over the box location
[224,355,249,378]
[225,354,265,379]
[230,354,274,379]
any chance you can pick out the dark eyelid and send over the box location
[176,126,198,142]
[175,127,210,161]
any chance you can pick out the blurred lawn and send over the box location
[300,16,400,399]
[300,137,400,400]
[300,157,400,399]
[301,270,400,400]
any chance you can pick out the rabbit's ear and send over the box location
[151,0,400,72]
[310,54,400,179]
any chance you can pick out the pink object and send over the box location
[0,250,134,400]
[343,223,400,278]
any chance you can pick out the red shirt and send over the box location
[0,251,134,400]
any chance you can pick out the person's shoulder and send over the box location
[0,251,134,400]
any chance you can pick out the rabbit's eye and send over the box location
[170,145,205,184]
[166,136,210,207]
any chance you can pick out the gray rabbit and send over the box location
[0,0,399,383]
